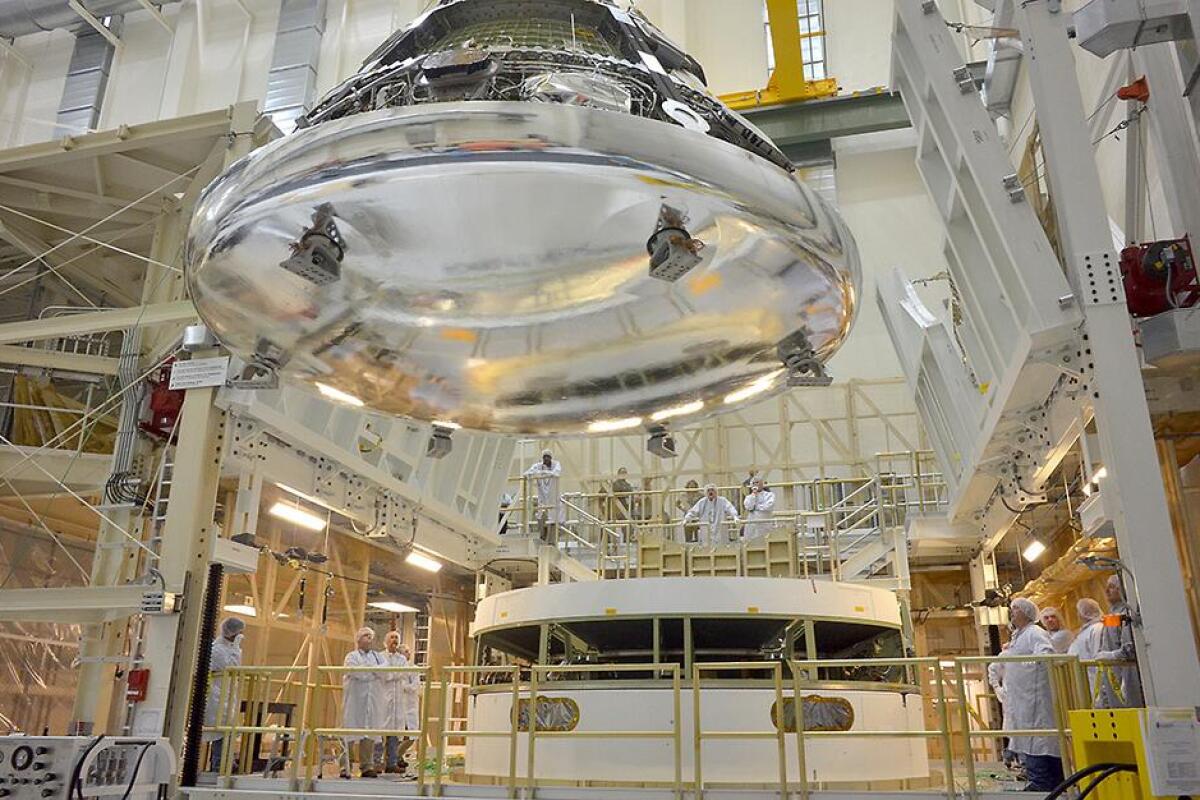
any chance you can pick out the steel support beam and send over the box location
[0,300,196,344]
[134,0,174,32]
[134,377,225,747]
[222,396,499,568]
[0,344,120,375]
[67,0,123,49]
[0,104,259,172]
[0,446,111,492]
[0,585,147,623]
[1017,0,1200,706]
[1134,43,1200,240]
[742,90,910,154]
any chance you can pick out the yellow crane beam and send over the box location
[719,0,838,111]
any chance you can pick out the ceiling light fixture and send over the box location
[406,550,443,573]
[268,501,327,531]
[223,603,257,617]
[1022,539,1047,562]
[368,601,420,614]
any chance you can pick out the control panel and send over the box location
[0,737,174,800]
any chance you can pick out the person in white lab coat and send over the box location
[1003,598,1063,792]
[341,628,384,778]
[204,617,245,773]
[682,484,740,546]
[524,450,565,542]
[1039,606,1074,654]
[986,642,1021,770]
[379,631,417,776]
[1067,598,1105,699]
[742,477,776,539]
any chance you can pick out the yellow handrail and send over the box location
[692,661,789,797]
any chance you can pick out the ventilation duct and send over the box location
[0,0,180,39]
[263,0,327,131]
[56,17,123,136]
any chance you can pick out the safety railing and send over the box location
[692,662,789,796]
[203,665,308,781]
[433,666,521,798]
[950,653,1090,798]
[558,495,633,578]
[528,663,683,797]
[210,650,1096,798]
[504,455,948,545]
[785,657,956,800]
[307,664,433,791]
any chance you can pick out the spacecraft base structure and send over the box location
[185,0,861,437]
[466,577,930,785]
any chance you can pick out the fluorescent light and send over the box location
[1092,467,1108,482]
[939,660,956,669]
[268,501,327,531]
[587,417,643,433]
[224,604,256,617]
[723,370,784,405]
[650,400,704,422]
[368,601,420,614]
[276,482,324,506]
[405,550,443,573]
[315,382,364,407]
[432,420,461,430]
[1022,539,1047,562]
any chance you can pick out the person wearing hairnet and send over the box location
[341,627,384,778]
[379,631,418,777]
[1096,574,1144,708]
[742,476,776,539]
[681,484,740,546]
[1003,598,1063,792]
[1039,606,1074,653]
[1068,598,1105,698]
[524,449,565,542]
[204,617,245,773]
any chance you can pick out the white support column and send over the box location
[132,381,226,746]
[1133,43,1200,239]
[1017,0,1200,706]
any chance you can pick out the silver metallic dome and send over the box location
[186,0,860,436]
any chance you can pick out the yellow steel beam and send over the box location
[720,0,838,111]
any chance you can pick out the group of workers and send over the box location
[678,477,776,544]
[986,575,1142,792]
[204,621,420,779]
[519,451,780,546]
[340,627,421,778]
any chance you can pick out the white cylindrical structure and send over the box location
[465,577,930,785]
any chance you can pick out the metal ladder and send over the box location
[414,611,431,666]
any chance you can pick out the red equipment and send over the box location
[139,360,185,440]
[1117,76,1150,104]
[125,668,150,702]
[1120,236,1199,318]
